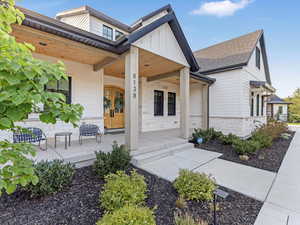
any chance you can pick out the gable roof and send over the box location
[194,30,271,84]
[56,5,132,32]
[267,95,291,104]
[18,5,199,72]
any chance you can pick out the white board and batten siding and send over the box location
[132,23,189,68]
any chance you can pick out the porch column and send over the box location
[99,68,104,133]
[202,84,209,129]
[180,67,190,139]
[125,46,139,151]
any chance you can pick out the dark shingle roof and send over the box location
[194,30,262,73]
[18,5,200,72]
[267,95,291,104]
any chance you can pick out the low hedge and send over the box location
[174,169,216,201]
[100,170,147,212]
[96,205,156,225]
[23,160,75,197]
[93,141,131,178]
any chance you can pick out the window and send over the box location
[256,47,261,69]
[115,30,124,40]
[103,25,113,40]
[261,96,264,116]
[45,77,72,104]
[154,90,164,116]
[250,92,254,116]
[278,106,283,114]
[256,94,260,116]
[168,92,176,116]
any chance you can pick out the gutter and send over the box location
[190,72,215,84]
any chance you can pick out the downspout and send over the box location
[207,83,212,129]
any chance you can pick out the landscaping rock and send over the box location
[239,155,249,161]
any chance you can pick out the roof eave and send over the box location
[190,72,215,84]
[200,63,246,75]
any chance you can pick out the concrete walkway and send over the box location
[255,127,300,225]
[138,148,276,201]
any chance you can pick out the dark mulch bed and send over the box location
[0,166,262,225]
[197,131,295,172]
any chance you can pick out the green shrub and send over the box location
[174,212,208,225]
[251,131,273,148]
[100,170,147,212]
[263,120,288,139]
[175,195,187,209]
[93,141,131,178]
[23,160,75,197]
[192,128,222,143]
[220,133,240,145]
[173,169,216,201]
[96,205,156,225]
[232,139,261,155]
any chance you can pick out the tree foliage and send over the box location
[0,0,83,195]
[285,88,300,122]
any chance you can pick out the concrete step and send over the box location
[63,152,96,168]
[132,142,195,166]
[132,138,189,157]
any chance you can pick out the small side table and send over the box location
[54,132,72,149]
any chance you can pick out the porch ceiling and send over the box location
[12,25,118,65]
[104,48,184,78]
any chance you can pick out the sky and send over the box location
[18,0,300,98]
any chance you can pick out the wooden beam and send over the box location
[93,56,117,71]
[147,71,179,82]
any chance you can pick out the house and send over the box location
[267,95,291,121]
[194,30,275,137]
[2,4,216,151]
[2,4,276,152]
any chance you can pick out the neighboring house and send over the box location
[194,30,275,137]
[2,4,215,151]
[267,95,291,121]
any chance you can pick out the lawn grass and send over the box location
[288,123,300,125]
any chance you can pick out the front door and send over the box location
[104,86,125,129]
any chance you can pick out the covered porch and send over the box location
[31,129,189,167]
[11,16,211,153]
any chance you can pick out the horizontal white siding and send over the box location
[139,78,181,132]
[208,67,268,137]
[60,13,90,32]
[208,69,244,117]
[90,16,128,40]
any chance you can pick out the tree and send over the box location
[0,0,83,195]
[285,88,300,122]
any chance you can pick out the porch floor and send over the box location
[31,129,188,167]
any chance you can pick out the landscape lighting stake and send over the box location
[213,188,229,225]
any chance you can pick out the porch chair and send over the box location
[13,127,48,150]
[79,124,102,145]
